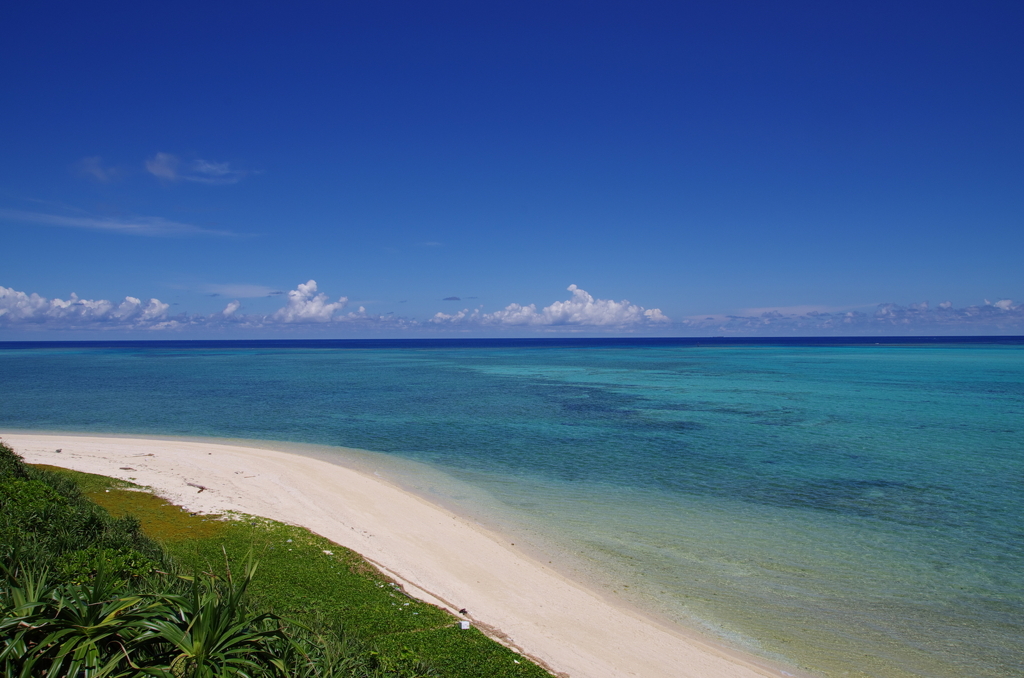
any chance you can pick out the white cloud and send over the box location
[271,280,349,323]
[0,208,238,237]
[145,153,249,184]
[430,308,481,324]
[145,152,179,180]
[77,156,118,182]
[0,286,169,328]
[431,285,670,327]
[187,159,248,184]
[139,297,171,320]
[222,300,241,317]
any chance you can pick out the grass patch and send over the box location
[36,465,551,678]
[34,464,231,544]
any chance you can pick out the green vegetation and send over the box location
[1,442,550,677]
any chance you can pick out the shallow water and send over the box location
[2,338,1022,677]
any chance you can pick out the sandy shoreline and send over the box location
[2,432,796,678]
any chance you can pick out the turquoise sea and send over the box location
[1,338,1022,677]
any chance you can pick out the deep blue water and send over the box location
[2,337,1022,677]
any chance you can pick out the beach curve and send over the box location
[2,432,797,678]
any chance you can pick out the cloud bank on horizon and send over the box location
[430,285,668,327]
[0,280,389,332]
[0,287,173,330]
[2,281,1022,335]
[681,300,1024,335]
[0,282,663,332]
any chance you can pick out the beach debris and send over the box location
[459,621,471,630]
[55,448,62,453]
[286,539,293,543]
[323,550,333,555]
[119,467,136,471]
[132,453,154,457]
[459,608,468,615]
[186,482,208,493]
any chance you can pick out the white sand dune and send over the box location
[3,432,798,678]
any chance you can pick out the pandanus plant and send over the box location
[0,559,157,678]
[2,538,431,677]
[136,557,289,678]
[0,564,57,676]
[1,553,293,677]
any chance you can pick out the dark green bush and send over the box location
[0,442,162,584]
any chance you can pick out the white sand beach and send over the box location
[2,432,797,678]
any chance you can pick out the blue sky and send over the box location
[1,1,1022,337]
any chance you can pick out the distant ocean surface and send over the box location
[2,337,1022,678]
